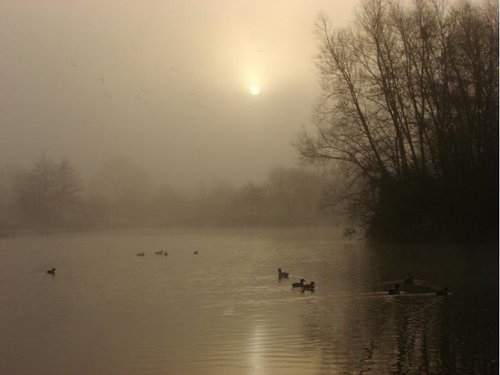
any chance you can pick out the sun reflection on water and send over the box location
[248,322,266,373]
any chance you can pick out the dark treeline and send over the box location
[297,0,498,242]
[0,156,335,234]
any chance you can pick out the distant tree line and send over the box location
[0,156,335,234]
[297,0,498,241]
[11,155,81,227]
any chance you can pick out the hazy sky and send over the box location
[1,0,357,189]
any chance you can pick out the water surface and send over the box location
[0,228,497,374]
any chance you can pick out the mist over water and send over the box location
[0,228,497,374]
[0,0,357,189]
[1,0,497,373]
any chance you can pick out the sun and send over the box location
[249,84,261,96]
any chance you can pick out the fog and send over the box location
[1,0,357,189]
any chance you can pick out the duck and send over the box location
[292,279,306,288]
[193,250,199,255]
[46,267,56,275]
[278,268,289,279]
[301,281,316,292]
[164,252,169,256]
[404,273,414,285]
[388,283,400,295]
[436,287,450,296]
[154,250,164,255]
[137,252,145,256]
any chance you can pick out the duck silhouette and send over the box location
[404,274,414,285]
[278,268,289,279]
[292,279,306,288]
[388,283,400,295]
[301,281,316,292]
[436,287,450,296]
[46,267,56,275]
[137,252,145,256]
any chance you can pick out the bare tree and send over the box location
[266,167,325,223]
[85,157,151,226]
[14,155,82,226]
[297,0,498,241]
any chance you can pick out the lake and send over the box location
[0,227,497,374]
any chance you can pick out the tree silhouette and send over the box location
[297,0,498,241]
[14,155,82,226]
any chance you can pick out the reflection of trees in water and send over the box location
[301,294,497,374]
[391,298,444,374]
[439,296,498,374]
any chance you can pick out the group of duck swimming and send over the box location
[46,250,201,275]
[278,268,316,292]
[45,262,447,298]
[388,274,450,296]
[136,250,168,256]
[136,250,199,256]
